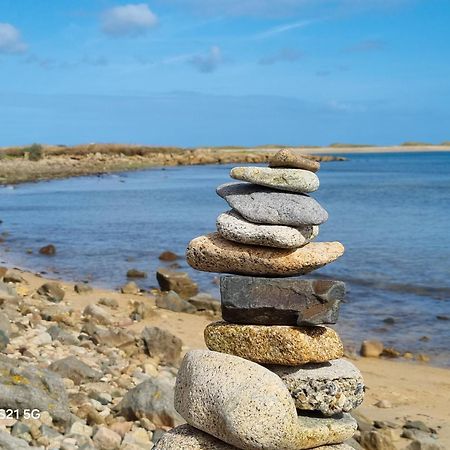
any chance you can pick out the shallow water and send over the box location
[1,152,450,365]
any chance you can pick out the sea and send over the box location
[1,152,449,366]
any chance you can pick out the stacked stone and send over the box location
[155,149,365,450]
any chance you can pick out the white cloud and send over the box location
[188,46,223,73]
[101,3,158,37]
[254,20,315,39]
[0,23,27,53]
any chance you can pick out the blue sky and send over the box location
[0,0,449,146]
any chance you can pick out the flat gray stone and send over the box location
[270,359,365,416]
[216,182,328,226]
[230,167,320,193]
[155,425,354,450]
[220,276,344,326]
[216,210,319,249]
[49,356,102,385]
[269,149,321,172]
[174,350,356,450]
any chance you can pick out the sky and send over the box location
[0,0,449,147]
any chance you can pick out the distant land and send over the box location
[1,142,449,185]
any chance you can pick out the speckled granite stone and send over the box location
[173,350,356,450]
[269,149,321,172]
[216,182,328,226]
[220,276,344,326]
[270,359,365,416]
[204,322,344,365]
[154,425,355,450]
[230,167,319,193]
[216,210,318,249]
[186,233,344,277]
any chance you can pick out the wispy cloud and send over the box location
[101,3,158,37]
[0,23,27,54]
[24,54,109,70]
[188,46,223,73]
[345,38,385,53]
[259,48,303,65]
[254,20,314,39]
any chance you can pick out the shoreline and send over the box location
[1,143,449,186]
[1,264,449,448]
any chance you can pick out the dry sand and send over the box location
[4,267,449,449]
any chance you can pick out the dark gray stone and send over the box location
[220,276,345,326]
[49,356,102,385]
[156,290,197,313]
[156,268,199,299]
[47,325,80,345]
[0,431,39,449]
[0,355,71,426]
[216,182,328,226]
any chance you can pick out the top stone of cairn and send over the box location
[269,149,320,172]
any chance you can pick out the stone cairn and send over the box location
[155,149,365,450]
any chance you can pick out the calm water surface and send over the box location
[1,153,450,365]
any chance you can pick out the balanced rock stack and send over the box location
[156,149,365,450]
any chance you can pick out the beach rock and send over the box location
[117,377,183,427]
[74,283,93,294]
[49,356,102,385]
[0,281,19,304]
[220,276,344,325]
[188,293,221,314]
[216,182,328,226]
[175,350,356,450]
[270,359,364,416]
[360,340,384,358]
[3,270,25,283]
[156,290,197,313]
[39,244,56,255]
[216,210,319,249]
[155,426,354,450]
[47,325,79,345]
[126,269,148,278]
[0,431,39,449]
[121,281,140,295]
[187,233,344,277]
[359,430,397,450]
[156,268,199,299]
[230,167,320,193]
[269,149,321,172]
[0,329,9,350]
[204,322,343,365]
[83,304,112,325]
[405,438,445,450]
[37,282,65,302]
[0,355,71,426]
[159,251,179,261]
[99,297,119,308]
[92,426,121,450]
[141,326,182,366]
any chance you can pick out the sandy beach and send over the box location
[0,264,448,449]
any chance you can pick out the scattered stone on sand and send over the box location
[216,210,319,249]
[126,269,148,279]
[3,270,25,283]
[269,149,321,172]
[188,292,221,314]
[99,297,119,308]
[48,355,102,385]
[141,326,182,366]
[360,340,384,358]
[92,426,122,450]
[0,431,40,449]
[187,233,344,277]
[117,377,183,427]
[175,350,356,450]
[159,251,179,261]
[39,244,56,256]
[375,399,392,409]
[156,290,197,313]
[230,167,320,193]
[0,355,71,426]
[37,282,65,302]
[358,430,397,450]
[0,280,20,303]
[156,268,199,299]
[220,276,344,326]
[121,281,140,295]
[217,182,328,226]
[74,282,93,294]
[83,303,112,325]
[270,359,365,416]
[204,322,344,365]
